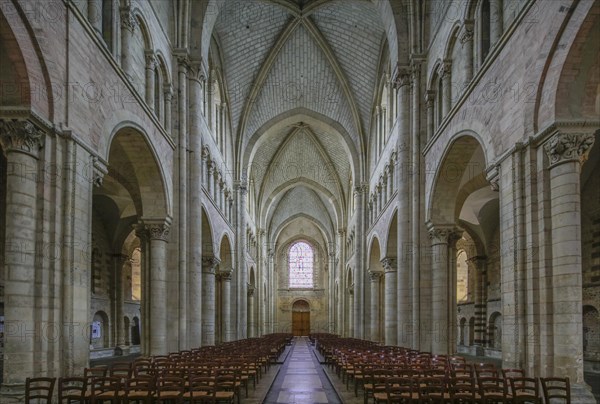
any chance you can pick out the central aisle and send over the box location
[263,337,341,404]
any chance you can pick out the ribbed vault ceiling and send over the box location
[212,0,387,240]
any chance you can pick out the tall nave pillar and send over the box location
[543,131,595,383]
[427,224,462,355]
[0,119,44,393]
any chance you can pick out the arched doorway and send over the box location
[292,300,310,336]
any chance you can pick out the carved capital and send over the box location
[381,257,397,272]
[544,132,595,168]
[92,157,108,187]
[439,61,452,78]
[145,222,170,242]
[237,181,248,196]
[120,7,137,32]
[393,66,411,89]
[202,256,220,273]
[247,285,255,297]
[219,268,233,281]
[368,270,383,282]
[145,51,157,70]
[163,85,173,101]
[486,164,500,192]
[189,60,207,82]
[425,90,435,108]
[460,22,474,45]
[0,119,45,158]
[427,223,461,245]
[348,283,354,295]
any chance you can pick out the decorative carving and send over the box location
[428,225,453,244]
[119,7,137,32]
[146,223,170,241]
[238,181,248,196]
[145,52,157,70]
[247,284,255,297]
[394,67,411,89]
[92,157,108,187]
[544,132,595,167]
[368,270,383,282]
[189,60,207,82]
[202,145,210,161]
[202,256,220,273]
[424,91,435,109]
[219,268,233,281]
[0,119,45,157]
[381,257,397,272]
[460,27,474,45]
[486,165,500,192]
[163,86,173,101]
[439,61,452,78]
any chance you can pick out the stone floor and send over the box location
[263,337,342,404]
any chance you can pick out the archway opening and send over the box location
[292,300,310,337]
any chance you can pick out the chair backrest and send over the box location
[25,377,56,403]
[90,376,122,398]
[541,377,571,404]
[156,375,185,397]
[502,368,525,380]
[478,376,507,398]
[449,376,476,399]
[510,377,539,399]
[84,366,108,379]
[386,376,413,399]
[418,376,446,400]
[125,375,155,398]
[58,377,87,403]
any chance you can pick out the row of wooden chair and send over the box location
[24,333,292,403]
[312,334,572,404]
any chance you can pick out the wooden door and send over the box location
[292,311,310,336]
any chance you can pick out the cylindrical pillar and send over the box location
[369,270,382,342]
[395,68,412,345]
[382,258,398,345]
[88,0,102,32]
[237,182,248,339]
[543,132,595,383]
[144,52,156,111]
[163,86,173,132]
[119,7,137,79]
[470,257,488,350]
[202,257,219,345]
[248,286,256,338]
[220,269,234,341]
[460,23,474,86]
[114,254,127,347]
[425,91,435,141]
[0,120,43,389]
[146,221,170,355]
[440,62,452,117]
[490,0,503,46]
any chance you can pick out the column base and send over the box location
[571,383,596,404]
[0,383,25,403]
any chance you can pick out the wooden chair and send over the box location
[155,375,185,403]
[88,376,122,404]
[541,377,571,404]
[123,375,155,404]
[376,376,415,403]
[214,373,237,404]
[448,376,478,403]
[478,376,508,403]
[184,375,217,403]
[58,377,87,403]
[501,368,525,380]
[510,377,542,403]
[25,377,56,403]
[417,376,446,403]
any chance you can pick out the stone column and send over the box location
[460,22,474,86]
[113,254,128,347]
[145,220,170,355]
[428,224,461,355]
[348,284,354,337]
[368,270,383,342]
[134,224,151,356]
[543,131,595,383]
[0,119,43,392]
[382,258,397,345]
[202,256,220,345]
[469,256,488,352]
[411,61,422,351]
[119,7,137,80]
[144,51,156,111]
[88,0,102,32]
[353,185,366,339]
[490,0,503,47]
[336,230,345,335]
[440,61,452,117]
[425,91,435,141]
[220,269,234,341]
[375,106,382,155]
[163,86,173,132]
[237,182,248,339]
[395,67,412,345]
[248,285,256,338]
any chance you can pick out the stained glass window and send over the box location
[289,241,313,288]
